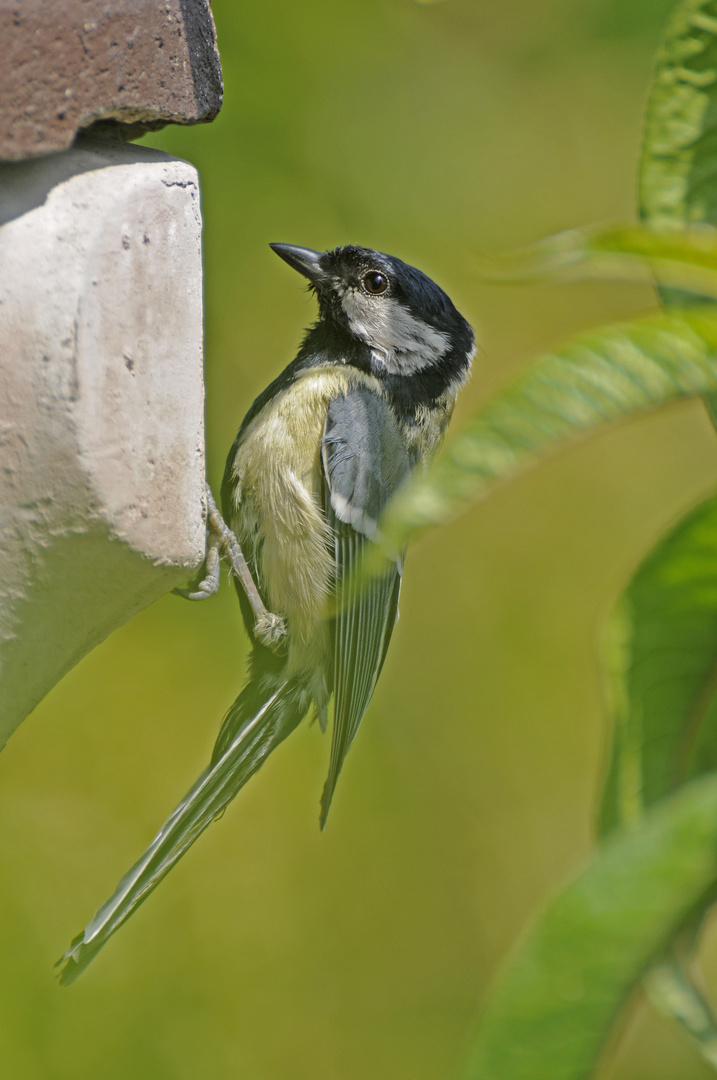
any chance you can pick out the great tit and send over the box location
[58,244,475,983]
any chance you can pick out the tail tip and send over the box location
[319,783,334,832]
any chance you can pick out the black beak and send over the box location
[270,243,328,286]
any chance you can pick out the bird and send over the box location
[57,243,475,983]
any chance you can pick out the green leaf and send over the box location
[375,309,717,559]
[599,494,717,836]
[463,773,717,1080]
[645,957,717,1070]
[471,223,717,301]
[640,0,717,309]
[640,0,717,233]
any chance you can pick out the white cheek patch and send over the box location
[341,290,450,374]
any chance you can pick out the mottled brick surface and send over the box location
[0,0,223,160]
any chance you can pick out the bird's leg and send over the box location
[175,484,287,652]
[175,528,222,601]
[205,487,288,650]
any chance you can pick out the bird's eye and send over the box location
[362,271,389,295]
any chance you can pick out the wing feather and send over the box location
[320,390,411,827]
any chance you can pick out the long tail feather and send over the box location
[319,553,401,830]
[57,677,306,984]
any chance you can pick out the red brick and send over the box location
[0,0,223,160]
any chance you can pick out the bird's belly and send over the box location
[227,368,376,672]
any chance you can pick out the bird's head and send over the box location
[270,243,474,381]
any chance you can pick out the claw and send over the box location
[175,484,287,653]
[173,531,220,601]
[173,578,219,601]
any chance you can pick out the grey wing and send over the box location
[319,388,412,828]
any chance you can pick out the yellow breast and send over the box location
[226,366,379,672]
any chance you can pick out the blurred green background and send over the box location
[6,0,717,1077]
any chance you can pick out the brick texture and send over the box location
[0,0,223,160]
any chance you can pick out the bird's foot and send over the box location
[173,534,221,600]
[254,610,287,650]
[175,483,287,654]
